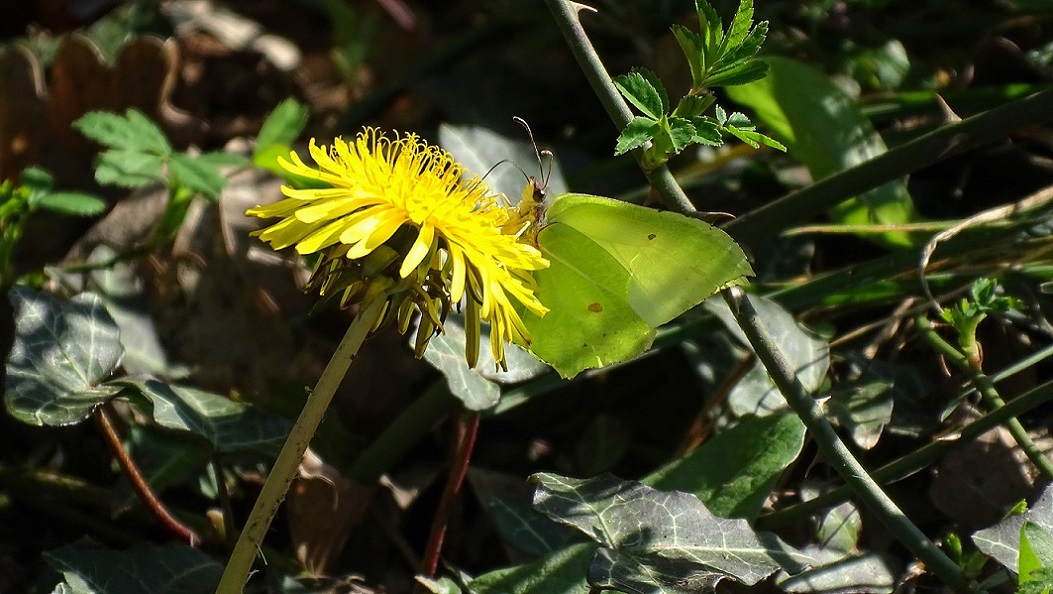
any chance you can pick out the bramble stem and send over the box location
[758,377,1053,529]
[215,298,386,593]
[915,315,1053,480]
[416,412,481,590]
[95,404,201,545]
[724,288,976,593]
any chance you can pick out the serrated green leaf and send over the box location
[722,0,755,53]
[695,0,723,65]
[723,20,768,66]
[673,95,708,118]
[614,117,660,155]
[114,378,291,457]
[532,473,807,593]
[667,117,696,153]
[638,68,669,114]
[169,153,227,199]
[4,288,123,426]
[614,70,665,119]
[74,109,170,155]
[725,111,755,129]
[470,542,595,594]
[256,97,309,158]
[34,192,107,217]
[95,150,164,188]
[689,117,723,146]
[672,25,705,86]
[44,543,222,594]
[704,59,770,88]
[646,413,805,520]
[724,126,761,149]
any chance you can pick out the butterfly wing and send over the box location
[547,194,753,328]
[522,222,654,378]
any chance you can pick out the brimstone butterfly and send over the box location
[517,178,754,379]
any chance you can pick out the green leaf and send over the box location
[689,117,723,146]
[95,150,164,188]
[168,153,228,200]
[195,151,250,168]
[672,25,705,86]
[417,576,467,594]
[776,546,898,594]
[1021,522,1053,585]
[615,117,660,156]
[4,288,123,426]
[20,166,54,197]
[470,542,595,594]
[489,495,577,557]
[73,109,171,155]
[44,543,222,594]
[703,59,770,88]
[645,413,806,520]
[826,356,904,450]
[417,313,548,410]
[119,424,212,499]
[695,0,724,63]
[115,378,291,457]
[532,473,806,593]
[973,483,1053,574]
[725,57,921,247]
[667,117,696,153]
[614,69,665,119]
[34,192,107,216]
[722,0,755,52]
[255,97,309,159]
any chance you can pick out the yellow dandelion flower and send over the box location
[247,128,550,368]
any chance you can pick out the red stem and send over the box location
[95,405,201,545]
[417,411,480,585]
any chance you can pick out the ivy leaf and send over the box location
[470,542,595,594]
[532,473,806,593]
[74,108,171,156]
[168,153,228,200]
[94,150,164,188]
[646,413,805,520]
[973,483,1053,573]
[4,288,123,426]
[615,117,660,155]
[1020,522,1053,585]
[614,69,666,119]
[44,543,221,594]
[114,378,292,458]
[34,192,107,217]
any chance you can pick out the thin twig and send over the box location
[95,404,201,546]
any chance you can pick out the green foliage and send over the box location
[613,0,783,167]
[74,108,248,245]
[254,97,310,175]
[0,168,105,286]
[45,542,222,593]
[940,277,1024,333]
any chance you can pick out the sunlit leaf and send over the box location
[169,153,228,200]
[532,473,807,593]
[470,542,595,594]
[74,108,172,155]
[4,288,123,426]
[973,483,1053,573]
[646,413,805,520]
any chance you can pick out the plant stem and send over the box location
[724,287,976,593]
[215,298,386,594]
[212,457,236,551]
[416,412,481,590]
[759,376,1053,529]
[543,0,695,215]
[915,315,1053,480]
[95,404,201,545]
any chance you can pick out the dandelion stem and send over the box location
[915,315,1053,480]
[724,288,976,593]
[215,298,386,594]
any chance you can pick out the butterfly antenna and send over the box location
[513,116,547,186]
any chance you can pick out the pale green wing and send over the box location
[547,194,754,328]
[521,222,654,379]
